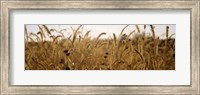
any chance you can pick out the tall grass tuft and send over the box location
[25,25,175,70]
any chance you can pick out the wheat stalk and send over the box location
[118,25,129,39]
[38,25,46,40]
[84,30,91,39]
[113,33,117,46]
[72,25,83,47]
[96,32,106,41]
[37,31,43,41]
[165,26,170,49]
[94,32,106,47]
[150,25,156,39]
[25,25,29,41]
[134,48,145,63]
[166,26,169,39]
[135,25,141,33]
[30,32,40,41]
[126,30,135,41]
[43,25,52,36]
[169,33,175,39]
[53,35,62,43]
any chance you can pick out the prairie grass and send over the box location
[25,25,175,70]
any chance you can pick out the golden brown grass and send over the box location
[25,25,175,70]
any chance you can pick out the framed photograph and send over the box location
[1,0,199,94]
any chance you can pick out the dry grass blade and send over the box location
[43,25,52,36]
[169,33,175,39]
[57,30,65,38]
[30,32,40,41]
[150,25,156,39]
[94,32,106,47]
[165,26,170,49]
[25,25,29,41]
[118,25,129,39]
[71,27,75,32]
[166,26,169,39]
[126,30,135,41]
[96,32,106,41]
[72,25,83,46]
[51,29,66,38]
[28,37,36,42]
[113,33,117,46]
[134,48,144,63]
[84,30,91,39]
[50,29,57,32]
[38,25,46,39]
[37,31,44,41]
[50,35,55,39]
[155,37,159,56]
[135,25,141,33]
[53,35,62,43]
[144,25,146,29]
[97,42,108,48]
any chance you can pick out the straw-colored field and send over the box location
[25,25,175,70]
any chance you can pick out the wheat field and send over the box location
[25,25,175,70]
